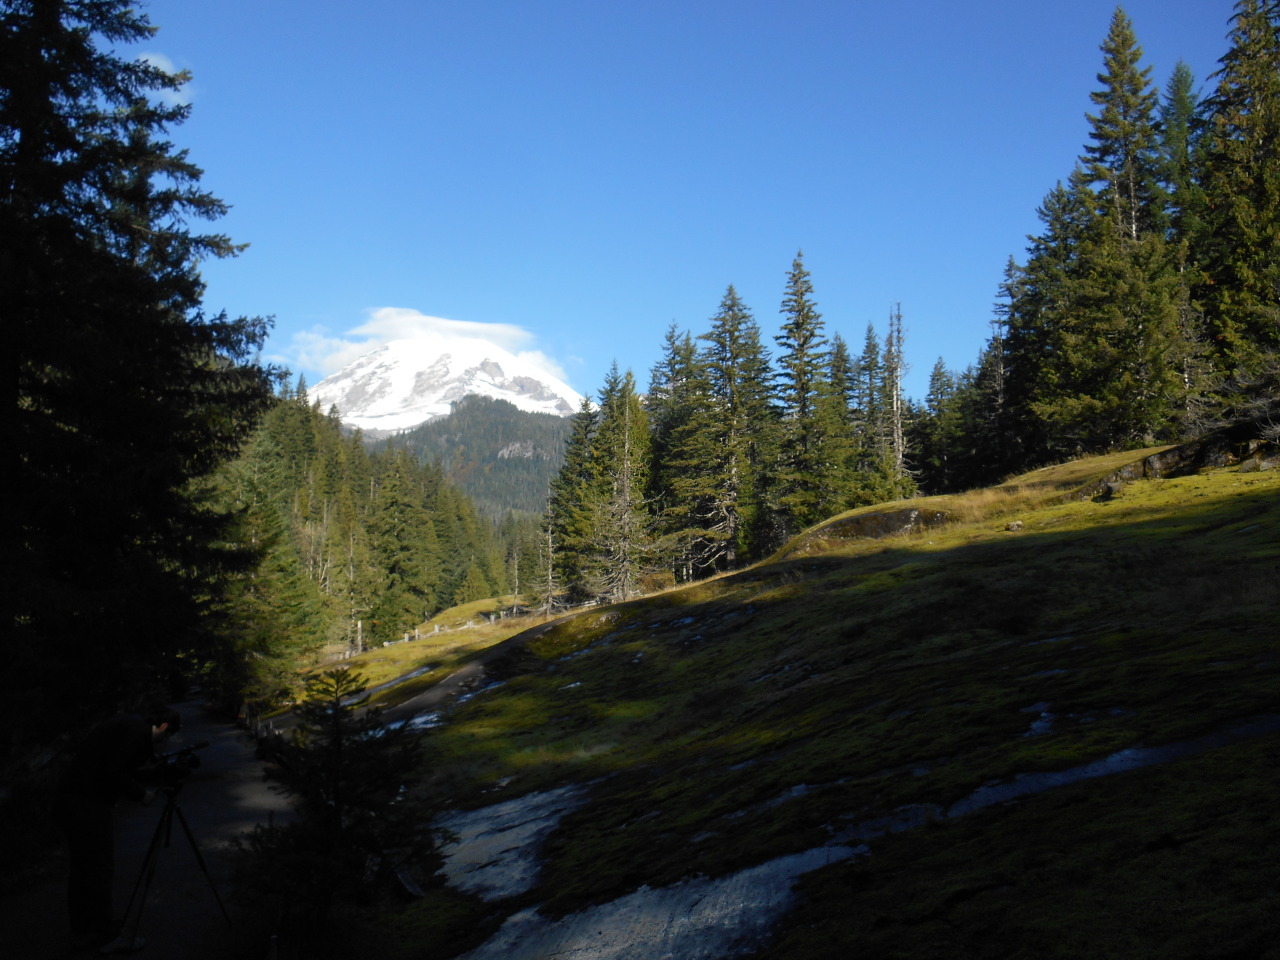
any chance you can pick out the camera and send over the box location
[155,740,209,784]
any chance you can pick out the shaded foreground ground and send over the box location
[1,699,290,959]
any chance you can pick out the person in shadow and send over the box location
[54,706,181,954]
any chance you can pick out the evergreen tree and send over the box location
[774,252,828,429]
[1036,8,1188,449]
[588,365,651,602]
[456,562,495,605]
[4,0,278,745]
[646,324,700,516]
[828,333,859,416]
[770,252,847,533]
[998,174,1092,466]
[700,289,779,561]
[1083,7,1165,240]
[1159,60,1213,423]
[650,329,712,579]
[1160,61,1205,243]
[914,359,962,493]
[547,395,602,601]
[1001,11,1189,457]
[1035,222,1186,449]
[367,451,440,642]
[1195,0,1280,376]
[843,323,894,502]
[243,668,435,935]
[545,364,652,602]
[959,333,1017,489]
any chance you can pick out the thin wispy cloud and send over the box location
[138,52,193,106]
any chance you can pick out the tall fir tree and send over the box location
[367,451,441,643]
[656,348,722,580]
[547,395,602,602]
[1159,60,1214,422]
[647,287,777,578]
[1068,8,1185,447]
[700,287,780,563]
[769,252,848,533]
[4,0,278,745]
[1083,7,1166,241]
[589,365,651,602]
[999,172,1094,466]
[1160,61,1205,244]
[914,359,961,493]
[1020,10,1188,453]
[1195,0,1280,377]
[646,324,700,517]
[828,333,859,417]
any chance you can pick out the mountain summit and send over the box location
[309,334,582,434]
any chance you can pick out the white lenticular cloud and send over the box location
[353,308,534,353]
[292,328,372,378]
[292,308,570,383]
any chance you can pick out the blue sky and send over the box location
[140,0,1234,402]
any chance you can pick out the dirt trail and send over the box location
[2,699,291,959]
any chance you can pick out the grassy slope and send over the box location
[348,452,1280,959]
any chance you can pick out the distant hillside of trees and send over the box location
[207,387,523,706]
[539,264,917,608]
[381,395,573,519]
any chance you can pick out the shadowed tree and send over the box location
[4,0,279,748]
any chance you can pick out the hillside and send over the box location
[380,394,573,518]
[341,442,1279,959]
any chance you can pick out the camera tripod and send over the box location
[120,780,232,944]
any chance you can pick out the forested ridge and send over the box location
[381,394,573,519]
[208,387,519,705]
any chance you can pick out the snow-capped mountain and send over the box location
[309,334,582,434]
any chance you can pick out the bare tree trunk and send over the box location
[887,304,907,477]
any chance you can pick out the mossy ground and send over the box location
[349,456,1279,956]
[321,599,554,705]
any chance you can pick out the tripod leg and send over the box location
[121,801,172,942]
[171,802,233,926]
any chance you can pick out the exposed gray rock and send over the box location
[1093,481,1124,501]
[798,507,952,550]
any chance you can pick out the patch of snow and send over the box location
[454,845,861,960]
[435,785,591,901]
[947,714,1280,818]
[384,711,443,732]
[309,334,581,432]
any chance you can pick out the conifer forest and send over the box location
[5,0,1278,866]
